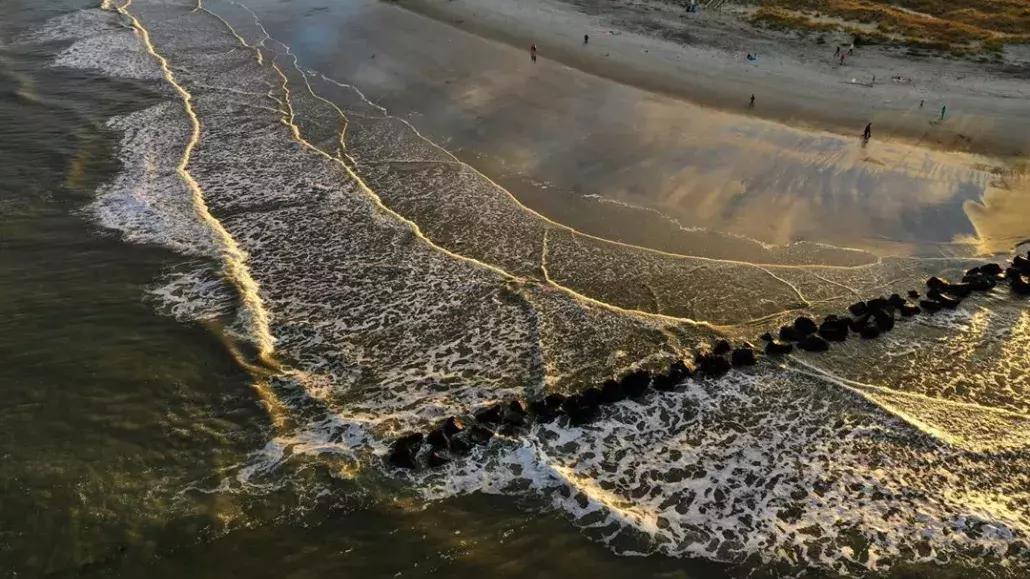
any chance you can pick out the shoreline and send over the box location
[399,0,1030,160]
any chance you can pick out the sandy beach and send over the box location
[403,0,1030,158]
[251,0,1030,259]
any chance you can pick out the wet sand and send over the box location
[250,0,1030,261]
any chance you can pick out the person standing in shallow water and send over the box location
[749,94,755,108]
[863,123,872,140]
[941,104,947,119]
[584,34,589,45]
[530,43,537,62]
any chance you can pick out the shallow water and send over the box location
[3,0,1030,577]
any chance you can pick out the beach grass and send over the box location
[747,0,1030,50]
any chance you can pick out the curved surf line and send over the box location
[105,0,276,363]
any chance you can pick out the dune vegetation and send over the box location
[747,0,1030,51]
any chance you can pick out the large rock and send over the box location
[962,272,996,291]
[474,405,502,425]
[944,283,973,298]
[765,340,794,356]
[866,297,891,313]
[621,369,652,398]
[731,346,757,367]
[859,325,881,339]
[467,425,494,445]
[794,316,818,336]
[502,400,527,426]
[908,289,921,299]
[442,417,464,437]
[873,310,895,332]
[388,433,424,469]
[426,428,448,450]
[848,315,870,333]
[779,325,802,342]
[798,335,829,352]
[696,352,731,376]
[818,317,849,342]
[713,340,732,356]
[601,378,627,403]
[980,262,1004,277]
[926,276,950,291]
[1013,255,1030,273]
[561,393,598,426]
[1012,274,1030,295]
[848,301,870,317]
[919,299,942,313]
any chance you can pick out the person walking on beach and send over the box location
[940,104,947,119]
[840,53,846,65]
[920,99,924,109]
[530,43,537,62]
[750,94,755,108]
[863,123,872,140]
[584,34,589,45]
[834,45,840,57]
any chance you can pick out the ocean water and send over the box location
[3,1,1030,577]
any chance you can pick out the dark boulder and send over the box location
[442,417,464,437]
[859,325,881,339]
[919,299,942,313]
[713,340,732,356]
[944,283,972,298]
[581,387,604,408]
[848,301,870,317]
[731,346,757,367]
[900,303,921,317]
[669,360,694,382]
[544,393,567,409]
[779,325,802,342]
[765,340,794,355]
[621,369,652,398]
[601,379,627,403]
[427,450,450,468]
[696,352,732,376]
[467,425,494,445]
[866,297,890,313]
[965,266,981,277]
[449,436,472,455]
[388,433,424,469]
[926,276,950,291]
[794,316,818,336]
[819,318,849,342]
[888,294,906,308]
[759,332,774,342]
[907,290,921,299]
[501,401,527,427]
[1012,274,1030,295]
[474,405,502,425]
[1013,255,1030,273]
[426,428,448,450]
[798,334,829,352]
[934,294,962,309]
[873,310,895,332]
[962,273,996,291]
[561,394,598,426]
[980,262,1004,277]
[848,315,870,333]
[652,373,675,392]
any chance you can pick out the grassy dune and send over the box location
[747,0,1030,51]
